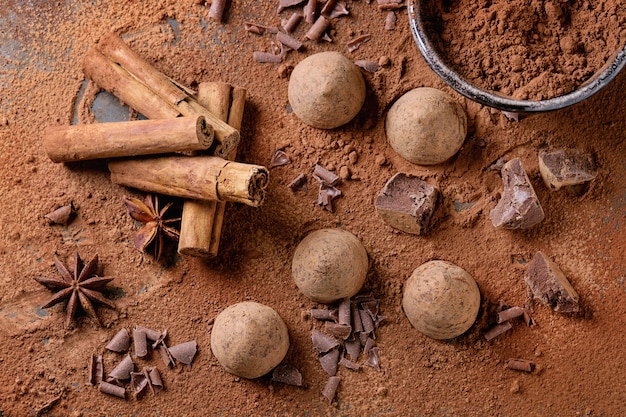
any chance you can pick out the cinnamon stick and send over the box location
[109,155,268,206]
[43,116,214,163]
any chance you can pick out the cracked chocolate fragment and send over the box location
[359,309,375,335]
[489,158,544,229]
[322,376,341,403]
[524,252,579,313]
[354,60,379,73]
[375,173,440,235]
[270,150,291,168]
[497,306,525,323]
[157,343,175,368]
[319,348,340,376]
[134,326,162,343]
[312,329,339,353]
[44,204,76,225]
[538,149,596,191]
[272,364,303,386]
[168,340,198,366]
[317,185,342,211]
[106,328,130,353]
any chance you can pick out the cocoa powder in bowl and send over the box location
[414,0,626,101]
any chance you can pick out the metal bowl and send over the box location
[408,0,626,114]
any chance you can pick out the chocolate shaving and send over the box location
[337,297,351,326]
[288,173,308,192]
[146,367,164,394]
[270,149,291,168]
[88,355,103,385]
[244,22,279,35]
[253,51,283,63]
[311,308,338,321]
[271,364,303,386]
[108,354,134,382]
[483,321,513,341]
[525,251,579,313]
[344,338,361,361]
[151,329,168,349]
[359,309,375,335]
[361,300,379,317]
[303,0,317,23]
[346,34,371,53]
[505,359,535,373]
[305,15,330,41]
[351,303,364,333]
[44,203,76,225]
[317,185,342,211]
[133,329,148,358]
[277,0,307,13]
[130,371,149,399]
[322,376,341,403]
[168,340,198,366]
[312,329,339,353]
[384,11,397,30]
[321,0,349,18]
[157,343,175,368]
[134,326,162,343]
[523,309,536,326]
[377,0,406,10]
[497,306,525,323]
[321,33,333,42]
[106,328,131,353]
[276,31,302,51]
[313,165,339,185]
[281,12,302,33]
[319,348,340,376]
[208,0,227,21]
[365,346,381,370]
[324,322,352,340]
[99,381,126,399]
[363,337,376,355]
[339,356,360,371]
[354,59,379,73]
[358,331,369,346]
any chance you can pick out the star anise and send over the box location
[123,194,180,261]
[34,253,116,328]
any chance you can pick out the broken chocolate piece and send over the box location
[317,185,342,212]
[312,329,339,353]
[99,381,126,399]
[524,252,579,313]
[384,11,397,30]
[483,321,513,341]
[107,354,134,382]
[319,348,340,376]
[375,173,440,235]
[322,376,341,403]
[538,149,596,191]
[270,149,291,168]
[288,173,308,192]
[312,164,340,185]
[339,356,360,371]
[505,359,535,373]
[130,371,149,399]
[489,158,545,229]
[106,328,131,353]
[88,355,103,385]
[361,300,379,317]
[271,364,303,386]
[146,367,164,394]
[365,346,381,370]
[497,306,525,323]
[344,338,361,361]
[354,60,379,73]
[44,203,76,225]
[133,329,148,358]
[157,343,175,368]
[337,297,351,326]
[324,322,352,340]
[168,340,198,365]
[346,34,371,53]
[310,308,338,321]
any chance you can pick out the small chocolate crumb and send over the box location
[524,252,579,313]
[377,0,406,10]
[483,321,513,341]
[288,173,308,192]
[317,185,342,212]
[106,328,131,353]
[305,15,330,41]
[99,381,126,399]
[312,164,340,186]
[312,329,339,353]
[134,326,162,343]
[363,337,376,355]
[319,348,340,376]
[271,364,303,386]
[344,338,361,361]
[359,309,375,335]
[322,376,341,403]
[281,12,302,33]
[270,149,291,168]
[208,0,227,21]
[244,22,279,35]
[321,0,349,18]
[505,359,535,373]
[276,31,303,51]
[168,340,198,365]
[253,51,283,63]
[277,0,306,13]
[157,343,175,368]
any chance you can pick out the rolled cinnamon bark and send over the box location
[109,155,268,207]
[43,116,214,163]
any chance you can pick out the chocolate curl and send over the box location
[483,321,513,341]
[351,303,364,333]
[244,22,279,35]
[319,348,340,376]
[288,173,308,192]
[107,354,134,382]
[337,297,351,326]
[146,367,164,394]
[133,329,148,358]
[365,346,381,370]
[312,329,339,353]
[253,51,283,63]
[271,364,303,387]
[130,371,149,399]
[105,328,130,353]
[310,308,338,321]
[99,381,126,398]
[44,204,76,225]
[324,322,352,340]
[321,0,349,18]
[276,31,303,51]
[359,309,375,335]
[363,337,376,355]
[208,0,227,21]
[317,185,342,212]
[281,12,302,33]
[134,326,162,343]
[278,0,306,13]
[523,309,536,326]
[497,306,525,323]
[151,330,168,349]
[344,338,361,361]
[157,344,175,368]
[355,60,379,73]
[385,11,397,30]
[168,340,198,365]
[322,376,341,403]
[270,150,291,168]
[339,356,360,371]
[312,164,340,185]
[305,16,330,41]
[347,34,371,53]
[88,355,104,385]
[505,359,535,373]
[361,300,379,317]
[303,0,317,23]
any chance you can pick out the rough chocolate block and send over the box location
[538,149,596,191]
[489,158,544,229]
[375,173,439,235]
[525,252,579,313]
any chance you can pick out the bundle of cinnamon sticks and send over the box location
[42,32,266,258]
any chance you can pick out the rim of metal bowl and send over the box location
[408,0,626,114]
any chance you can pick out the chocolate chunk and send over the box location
[317,185,342,212]
[312,329,339,353]
[385,11,397,30]
[99,381,126,399]
[483,321,513,341]
[375,173,440,235]
[505,359,535,373]
[311,308,338,321]
[322,376,341,403]
[363,337,376,355]
[169,340,198,366]
[524,252,579,313]
[107,354,134,382]
[538,149,595,191]
[346,34,370,52]
[133,329,148,358]
[324,322,352,340]
[489,158,544,229]
[321,0,349,18]
[319,348,340,376]
[270,149,291,168]
[271,364,303,387]
[106,328,131,353]
[88,355,103,385]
